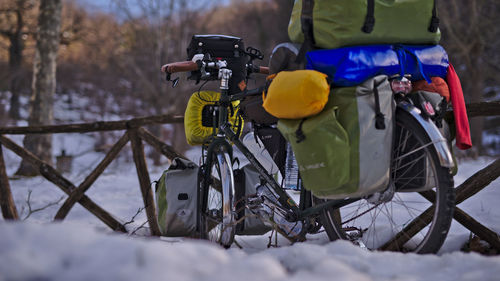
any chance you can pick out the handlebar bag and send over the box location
[184,91,243,146]
[278,75,394,199]
[306,44,449,87]
[155,158,199,237]
[187,35,246,94]
[289,0,440,50]
[262,70,330,119]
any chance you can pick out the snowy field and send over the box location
[1,133,500,280]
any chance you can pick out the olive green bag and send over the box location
[278,76,394,199]
[289,0,441,50]
[155,158,199,237]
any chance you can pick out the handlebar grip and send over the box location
[259,66,270,75]
[161,61,199,73]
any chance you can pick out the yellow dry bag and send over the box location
[262,70,330,119]
[184,91,243,146]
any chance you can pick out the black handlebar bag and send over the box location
[187,35,247,95]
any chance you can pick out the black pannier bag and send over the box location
[254,126,287,177]
[239,95,278,125]
[187,35,247,95]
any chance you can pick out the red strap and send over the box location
[446,64,472,150]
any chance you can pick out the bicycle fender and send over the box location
[397,101,455,168]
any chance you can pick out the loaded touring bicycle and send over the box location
[158,32,457,253]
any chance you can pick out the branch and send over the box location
[22,190,65,220]
[123,207,145,227]
[130,220,149,236]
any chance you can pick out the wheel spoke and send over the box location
[321,110,454,253]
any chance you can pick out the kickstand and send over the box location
[267,227,279,248]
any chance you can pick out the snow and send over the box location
[1,93,500,280]
[1,154,500,280]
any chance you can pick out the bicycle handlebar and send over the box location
[161,61,199,74]
[161,60,269,75]
[257,66,270,75]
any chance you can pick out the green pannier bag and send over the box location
[289,0,441,50]
[278,75,394,199]
[155,158,199,237]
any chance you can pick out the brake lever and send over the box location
[165,72,180,88]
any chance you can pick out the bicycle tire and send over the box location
[319,108,455,253]
[199,148,236,248]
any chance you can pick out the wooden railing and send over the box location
[0,102,499,249]
[0,114,185,236]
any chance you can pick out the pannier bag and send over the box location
[187,35,246,94]
[306,44,449,87]
[239,94,278,125]
[262,70,330,119]
[155,158,199,237]
[184,91,243,146]
[234,164,272,235]
[254,126,287,177]
[278,75,394,199]
[289,0,440,50]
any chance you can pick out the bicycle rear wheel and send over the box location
[199,148,236,248]
[319,108,455,253]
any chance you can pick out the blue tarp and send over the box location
[306,44,449,87]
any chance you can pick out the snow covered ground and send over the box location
[1,135,500,281]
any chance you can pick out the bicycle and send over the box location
[161,36,455,253]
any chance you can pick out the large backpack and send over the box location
[289,0,440,52]
[278,75,394,199]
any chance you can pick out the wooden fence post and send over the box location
[0,142,18,220]
[129,128,161,236]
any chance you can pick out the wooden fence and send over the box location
[0,102,499,250]
[0,114,185,236]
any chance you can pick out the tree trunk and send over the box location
[16,0,62,176]
[7,4,26,121]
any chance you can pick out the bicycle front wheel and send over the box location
[199,148,236,248]
[319,108,455,253]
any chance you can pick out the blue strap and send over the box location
[395,48,406,78]
[395,45,432,84]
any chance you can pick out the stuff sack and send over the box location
[306,44,449,87]
[262,70,330,119]
[239,43,305,125]
[234,164,272,235]
[184,91,243,145]
[155,158,199,237]
[278,75,394,199]
[289,0,440,50]
[412,77,450,102]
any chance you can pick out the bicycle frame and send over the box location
[205,68,362,225]
[201,60,455,227]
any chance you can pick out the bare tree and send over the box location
[0,0,36,120]
[16,0,62,176]
[439,0,500,156]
